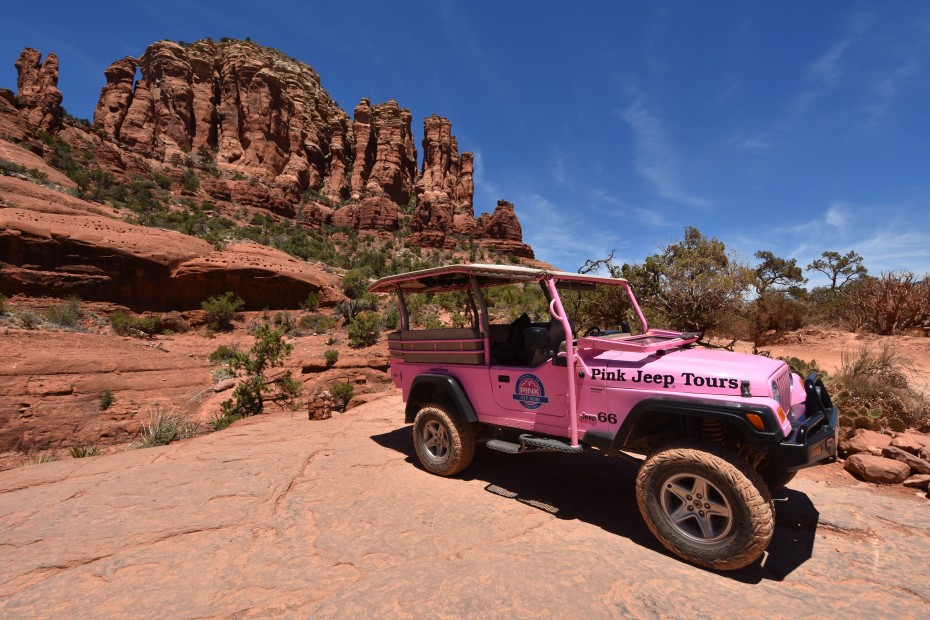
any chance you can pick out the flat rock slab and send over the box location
[1,396,928,618]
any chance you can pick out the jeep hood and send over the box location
[588,345,788,399]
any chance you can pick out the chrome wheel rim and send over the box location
[659,473,733,543]
[421,420,450,461]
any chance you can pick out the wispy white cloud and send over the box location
[618,89,714,210]
[517,192,626,271]
[825,202,850,231]
[790,11,872,115]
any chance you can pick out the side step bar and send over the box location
[486,434,584,455]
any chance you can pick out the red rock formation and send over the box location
[412,116,479,247]
[338,99,418,231]
[0,176,343,310]
[476,200,535,259]
[13,48,63,132]
[4,42,538,266]
[94,39,352,200]
[93,57,138,138]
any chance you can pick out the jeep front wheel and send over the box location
[412,404,475,476]
[635,441,774,571]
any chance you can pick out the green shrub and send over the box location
[201,292,245,331]
[135,410,199,448]
[330,382,354,410]
[347,311,381,348]
[212,367,235,383]
[335,296,377,324]
[831,344,929,433]
[342,268,369,299]
[0,293,6,314]
[209,410,243,431]
[180,169,200,191]
[302,291,320,312]
[45,296,83,328]
[380,306,399,331]
[324,349,339,366]
[110,311,164,337]
[69,445,100,458]
[209,344,240,364]
[219,323,301,418]
[299,312,336,334]
[99,389,114,411]
[15,310,40,329]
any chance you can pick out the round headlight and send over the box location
[771,380,781,404]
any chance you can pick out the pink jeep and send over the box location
[369,264,838,570]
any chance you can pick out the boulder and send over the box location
[882,446,930,475]
[840,429,892,456]
[844,454,910,484]
[902,474,930,490]
[921,446,930,462]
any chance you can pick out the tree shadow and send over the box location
[371,427,819,582]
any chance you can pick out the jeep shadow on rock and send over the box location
[369,264,838,571]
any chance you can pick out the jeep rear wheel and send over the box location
[636,441,774,571]
[413,404,475,476]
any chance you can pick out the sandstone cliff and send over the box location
[0,39,536,310]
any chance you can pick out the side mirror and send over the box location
[524,327,550,352]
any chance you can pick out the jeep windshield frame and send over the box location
[368,262,648,335]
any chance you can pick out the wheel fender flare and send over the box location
[583,397,783,452]
[405,374,478,424]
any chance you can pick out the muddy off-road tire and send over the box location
[636,441,774,571]
[413,404,476,476]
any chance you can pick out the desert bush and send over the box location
[69,445,100,458]
[15,310,40,329]
[831,344,929,433]
[335,296,378,324]
[753,292,806,340]
[844,271,930,334]
[347,311,381,348]
[209,343,240,364]
[209,410,243,431]
[299,312,337,334]
[612,228,753,336]
[0,293,7,314]
[135,410,199,448]
[201,291,245,331]
[806,286,851,327]
[341,268,369,299]
[324,349,339,366]
[212,368,235,383]
[272,311,298,335]
[110,311,165,337]
[330,381,355,410]
[380,306,399,331]
[45,296,83,328]
[98,389,114,411]
[301,291,320,312]
[219,323,301,418]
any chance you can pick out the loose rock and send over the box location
[844,454,911,484]
[840,429,892,456]
[902,474,930,490]
[882,446,930,475]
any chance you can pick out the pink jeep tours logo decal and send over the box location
[513,373,549,410]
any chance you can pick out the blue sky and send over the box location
[2,1,929,282]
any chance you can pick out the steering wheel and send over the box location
[583,326,602,337]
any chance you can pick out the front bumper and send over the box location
[766,373,839,472]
